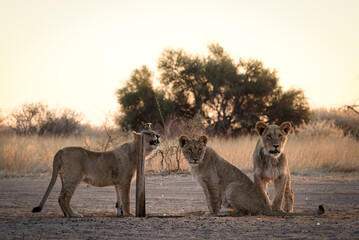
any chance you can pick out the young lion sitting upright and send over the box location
[253,121,294,212]
[32,129,160,218]
[179,135,268,216]
[179,134,324,217]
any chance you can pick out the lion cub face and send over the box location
[179,135,208,167]
[255,121,292,158]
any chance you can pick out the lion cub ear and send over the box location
[198,135,208,146]
[255,121,268,136]
[179,135,190,148]
[280,122,292,135]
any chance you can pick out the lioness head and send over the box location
[142,129,161,149]
[255,121,292,158]
[179,135,208,167]
[134,129,160,153]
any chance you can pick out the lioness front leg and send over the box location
[272,174,287,212]
[254,175,271,208]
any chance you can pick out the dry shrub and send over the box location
[312,108,359,139]
[155,113,208,139]
[82,119,131,152]
[147,113,208,174]
[146,138,188,174]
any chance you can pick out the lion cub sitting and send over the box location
[32,129,160,218]
[179,135,268,216]
[253,121,294,212]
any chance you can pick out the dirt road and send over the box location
[0,173,358,239]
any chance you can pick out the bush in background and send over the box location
[8,102,83,136]
[311,108,359,140]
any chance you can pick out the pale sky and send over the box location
[1,0,358,126]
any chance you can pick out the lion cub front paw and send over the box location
[203,212,218,217]
[272,207,284,213]
[284,203,294,213]
[283,207,293,213]
[218,209,234,217]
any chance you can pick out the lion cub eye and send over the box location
[278,134,283,139]
[267,135,272,140]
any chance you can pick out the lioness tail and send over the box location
[32,150,62,213]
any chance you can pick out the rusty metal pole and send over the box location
[135,132,146,217]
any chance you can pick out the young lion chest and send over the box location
[254,149,287,181]
[190,167,218,188]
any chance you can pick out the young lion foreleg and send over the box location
[254,175,271,208]
[202,179,220,216]
[272,174,288,212]
[284,175,294,212]
[201,185,213,214]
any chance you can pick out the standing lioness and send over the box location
[253,121,294,212]
[32,130,160,217]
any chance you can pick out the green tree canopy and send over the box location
[117,44,310,135]
[116,65,175,131]
[158,48,208,118]
[266,88,310,126]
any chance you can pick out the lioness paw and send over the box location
[70,212,83,218]
[123,213,134,217]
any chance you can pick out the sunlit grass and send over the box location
[1,120,359,177]
[208,136,257,171]
[210,128,359,173]
[0,135,84,177]
[154,122,359,174]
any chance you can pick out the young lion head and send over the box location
[179,135,208,167]
[255,121,292,158]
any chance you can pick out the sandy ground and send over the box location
[0,173,358,239]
